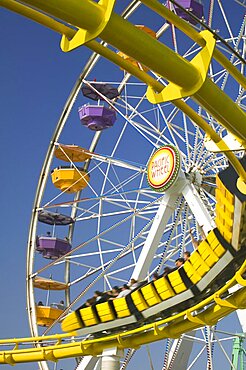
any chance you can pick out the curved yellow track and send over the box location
[0,261,245,364]
[0,159,241,364]
[1,0,246,187]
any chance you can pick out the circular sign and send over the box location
[147,145,181,192]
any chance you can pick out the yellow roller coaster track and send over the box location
[1,0,246,191]
[0,165,245,364]
[0,260,245,365]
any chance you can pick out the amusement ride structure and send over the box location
[0,0,246,369]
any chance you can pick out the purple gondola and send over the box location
[82,82,119,101]
[167,0,204,25]
[78,105,117,131]
[36,236,72,259]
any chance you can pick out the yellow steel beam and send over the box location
[1,0,246,187]
[17,0,202,89]
[174,100,246,190]
[5,0,246,144]
[5,0,246,93]
[140,0,246,90]
[0,261,245,364]
[0,288,244,362]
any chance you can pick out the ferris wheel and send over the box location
[0,0,246,369]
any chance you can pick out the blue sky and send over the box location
[0,2,245,370]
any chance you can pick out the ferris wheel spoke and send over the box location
[211,331,237,369]
[68,249,138,288]
[34,193,164,278]
[217,1,236,42]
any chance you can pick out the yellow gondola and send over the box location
[34,276,68,291]
[51,167,90,193]
[36,306,64,327]
[54,144,92,163]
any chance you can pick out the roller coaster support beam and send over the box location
[100,348,124,370]
[10,0,246,145]
[182,183,215,235]
[76,355,100,370]
[131,174,214,281]
[167,332,196,370]
[131,192,180,281]
[237,310,246,334]
[231,336,246,370]
[131,175,188,281]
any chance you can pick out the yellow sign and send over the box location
[147,146,180,192]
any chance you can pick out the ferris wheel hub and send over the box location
[188,168,203,188]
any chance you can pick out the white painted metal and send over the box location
[228,284,246,333]
[95,359,102,370]
[232,197,244,250]
[167,332,196,370]
[131,176,187,280]
[204,133,244,152]
[131,193,179,280]
[100,348,124,370]
[182,183,216,235]
[236,310,246,333]
[76,356,99,370]
[235,0,246,7]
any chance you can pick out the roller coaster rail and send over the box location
[0,259,245,365]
